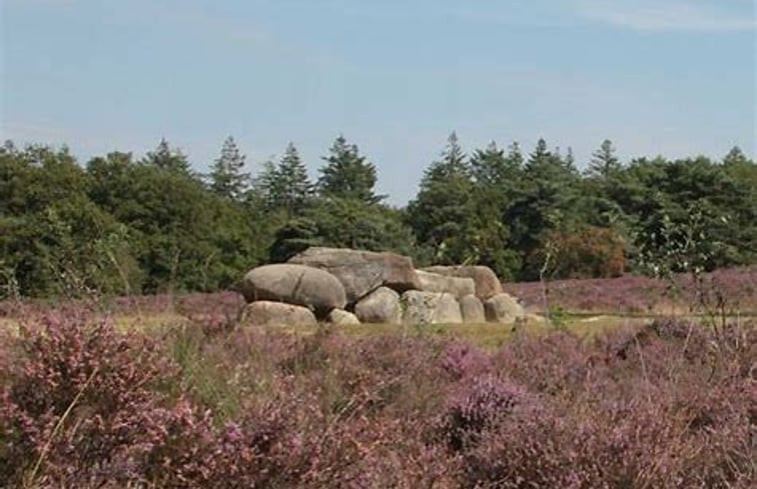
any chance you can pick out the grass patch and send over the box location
[226,313,637,349]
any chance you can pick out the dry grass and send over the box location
[0,310,693,350]
[181,314,642,349]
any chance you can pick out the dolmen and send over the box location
[239,247,525,327]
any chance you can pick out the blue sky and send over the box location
[2,0,755,204]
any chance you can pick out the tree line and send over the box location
[0,134,754,299]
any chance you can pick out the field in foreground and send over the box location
[1,297,755,488]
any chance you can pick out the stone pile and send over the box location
[239,247,525,327]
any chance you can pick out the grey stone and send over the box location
[416,270,476,299]
[326,308,361,325]
[460,294,486,323]
[423,265,503,300]
[287,247,421,304]
[239,264,346,313]
[354,286,401,324]
[245,301,317,327]
[484,293,525,323]
[401,290,462,325]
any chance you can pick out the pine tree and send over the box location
[251,160,279,210]
[318,135,383,204]
[470,140,524,187]
[407,132,475,264]
[565,147,576,169]
[525,138,579,180]
[470,141,505,186]
[143,138,192,174]
[425,131,468,181]
[507,142,524,168]
[271,143,314,215]
[209,136,250,200]
[588,139,621,179]
[527,138,550,169]
[467,141,524,279]
[722,146,756,191]
[508,138,585,278]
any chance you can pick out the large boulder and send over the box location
[287,247,421,304]
[483,293,525,323]
[239,264,346,313]
[354,286,401,324]
[326,308,361,326]
[423,265,503,299]
[460,294,486,323]
[416,270,475,299]
[401,291,462,325]
[245,301,317,327]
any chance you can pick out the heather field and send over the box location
[1,269,756,488]
[503,266,757,316]
[3,266,754,327]
[5,0,756,485]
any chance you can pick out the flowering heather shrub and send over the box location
[0,308,176,487]
[503,265,757,314]
[459,324,756,488]
[461,397,686,488]
[322,334,447,419]
[493,331,596,396]
[0,304,754,488]
[441,374,531,451]
[0,297,25,319]
[439,341,492,380]
[107,291,245,319]
[344,435,461,489]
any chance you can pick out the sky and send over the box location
[1,0,755,204]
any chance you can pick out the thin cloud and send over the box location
[580,0,756,31]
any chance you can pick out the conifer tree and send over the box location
[508,138,584,277]
[209,136,249,200]
[262,143,313,216]
[318,135,383,204]
[407,132,475,264]
[470,140,524,187]
[143,138,191,174]
[723,146,749,166]
[588,139,621,179]
[470,141,505,186]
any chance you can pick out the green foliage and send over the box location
[255,143,314,216]
[587,139,621,179]
[466,142,525,280]
[407,132,475,265]
[1,134,755,299]
[622,155,755,271]
[635,201,724,279]
[0,144,140,298]
[318,135,384,204]
[720,147,757,265]
[470,141,523,187]
[530,226,626,280]
[208,136,250,201]
[268,217,322,263]
[142,138,192,175]
[92,159,265,293]
[507,139,584,279]
[269,198,417,262]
